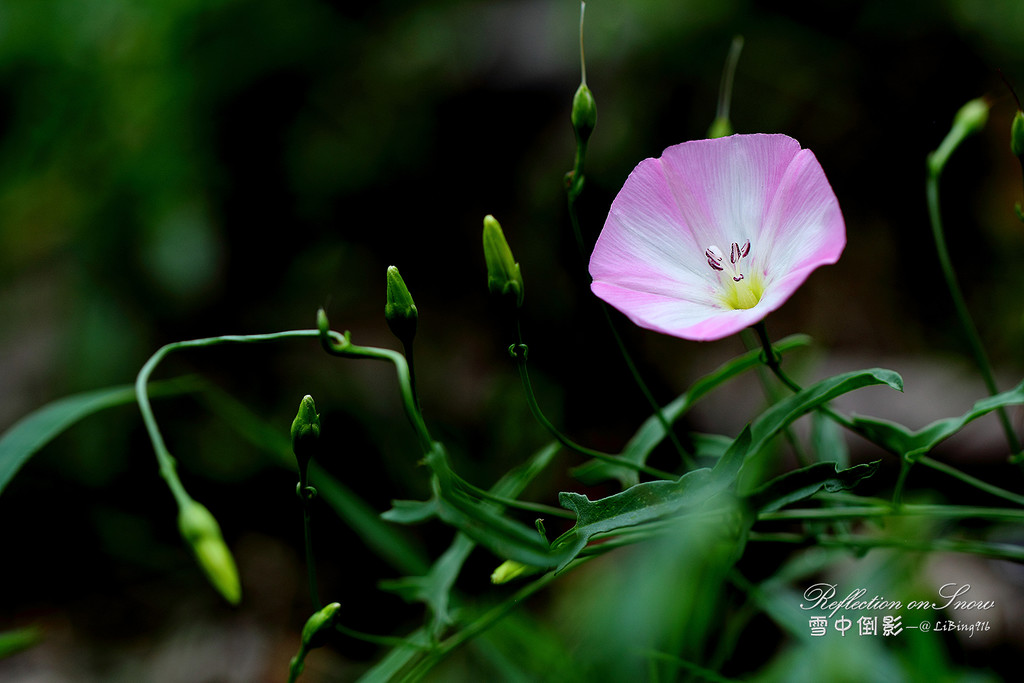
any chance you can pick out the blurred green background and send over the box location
[2,0,1024,680]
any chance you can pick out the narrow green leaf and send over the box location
[381,442,562,636]
[426,443,563,568]
[747,461,881,513]
[742,368,903,473]
[573,335,811,487]
[0,378,197,497]
[0,626,43,659]
[811,410,848,467]
[853,379,1024,459]
[356,627,432,683]
[382,498,440,524]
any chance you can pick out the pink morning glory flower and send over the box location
[589,134,845,341]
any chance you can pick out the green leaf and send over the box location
[425,442,563,568]
[551,430,753,572]
[852,379,1024,459]
[356,627,433,683]
[573,335,811,488]
[381,442,562,636]
[735,368,903,480]
[747,460,882,513]
[0,626,43,659]
[0,378,197,497]
[811,410,848,467]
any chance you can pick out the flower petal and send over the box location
[589,134,845,342]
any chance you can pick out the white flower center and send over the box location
[705,240,763,310]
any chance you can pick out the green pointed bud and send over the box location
[291,395,321,471]
[384,265,418,345]
[177,499,241,605]
[482,215,524,307]
[490,559,536,584]
[928,97,990,176]
[953,97,989,137]
[302,601,341,649]
[1011,110,1024,159]
[288,602,341,682]
[572,83,597,144]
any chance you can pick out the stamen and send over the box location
[730,242,740,264]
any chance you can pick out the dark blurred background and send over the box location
[2,0,1024,680]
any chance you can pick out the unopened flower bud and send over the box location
[572,83,597,144]
[482,215,524,307]
[928,97,991,176]
[384,266,418,345]
[953,97,989,138]
[288,602,341,682]
[490,559,534,584]
[178,499,241,605]
[291,395,321,471]
[1011,110,1024,159]
[302,601,341,649]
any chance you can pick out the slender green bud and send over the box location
[384,265,418,345]
[291,395,321,472]
[572,84,597,144]
[1011,110,1024,159]
[289,602,341,682]
[928,97,990,176]
[953,97,989,137]
[490,559,536,584]
[178,499,241,605]
[482,215,524,307]
[302,601,341,649]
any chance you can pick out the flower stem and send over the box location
[510,343,677,480]
[751,322,860,435]
[317,317,434,455]
[136,330,325,508]
[299,485,322,610]
[563,64,693,470]
[926,132,1023,462]
[916,455,1024,506]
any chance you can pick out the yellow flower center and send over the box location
[705,240,763,310]
[721,271,764,309]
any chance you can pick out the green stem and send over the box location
[563,86,693,470]
[136,330,325,507]
[403,339,420,414]
[301,491,321,610]
[926,147,1022,460]
[892,457,912,508]
[599,304,696,469]
[752,322,861,435]
[317,323,434,454]
[917,455,1024,506]
[510,344,677,480]
[401,562,582,681]
[740,328,810,467]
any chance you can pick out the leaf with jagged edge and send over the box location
[746,460,882,513]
